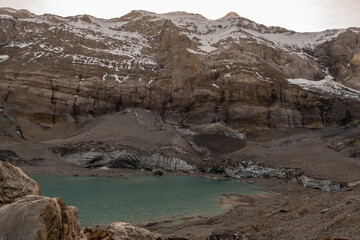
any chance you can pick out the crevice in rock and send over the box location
[115,96,123,112]
[213,89,226,122]
[0,91,10,105]
[71,75,84,123]
[160,100,168,121]
[15,127,25,140]
[49,79,57,126]
[0,42,10,49]
[266,108,271,128]
[279,87,284,103]
[270,89,277,103]
[285,108,291,126]
[318,104,326,126]
[340,109,352,126]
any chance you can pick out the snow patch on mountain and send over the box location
[0,14,14,19]
[263,30,344,50]
[287,74,360,99]
[0,55,9,63]
[6,42,34,49]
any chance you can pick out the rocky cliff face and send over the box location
[0,8,360,128]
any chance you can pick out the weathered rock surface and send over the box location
[86,229,114,240]
[105,222,160,240]
[300,175,343,192]
[224,160,299,180]
[328,135,360,159]
[0,149,26,165]
[316,29,360,90]
[207,230,246,240]
[223,160,349,192]
[0,161,40,206]
[152,169,164,176]
[52,141,195,172]
[0,195,80,240]
[0,8,360,128]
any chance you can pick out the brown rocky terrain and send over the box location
[151,179,360,240]
[0,8,360,128]
[0,7,360,240]
[0,111,357,240]
[0,195,80,240]
[0,160,40,206]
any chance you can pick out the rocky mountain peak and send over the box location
[222,11,240,19]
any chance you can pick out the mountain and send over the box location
[0,8,360,128]
[2,9,360,239]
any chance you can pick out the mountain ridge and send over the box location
[0,7,360,128]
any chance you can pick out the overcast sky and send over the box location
[1,0,359,32]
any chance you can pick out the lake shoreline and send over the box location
[31,172,263,229]
[17,162,360,239]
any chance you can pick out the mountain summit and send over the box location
[222,11,240,18]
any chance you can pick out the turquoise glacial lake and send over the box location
[32,174,265,227]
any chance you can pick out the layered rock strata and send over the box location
[0,8,359,128]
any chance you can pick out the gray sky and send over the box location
[1,0,359,32]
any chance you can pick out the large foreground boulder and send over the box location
[0,161,40,206]
[0,195,80,240]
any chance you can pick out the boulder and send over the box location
[225,160,296,180]
[0,195,80,240]
[0,161,40,206]
[86,229,114,240]
[208,229,244,240]
[152,169,164,176]
[105,222,160,240]
[300,176,342,192]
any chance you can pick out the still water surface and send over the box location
[32,174,264,227]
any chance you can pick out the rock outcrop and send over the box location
[84,222,161,240]
[0,195,80,240]
[224,160,298,180]
[328,136,360,159]
[52,141,196,172]
[300,176,343,192]
[222,160,349,192]
[0,161,80,240]
[0,161,40,206]
[105,222,160,240]
[0,8,360,128]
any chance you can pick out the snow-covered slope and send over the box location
[147,11,345,53]
[0,9,344,60]
[0,55,9,63]
[287,74,360,99]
